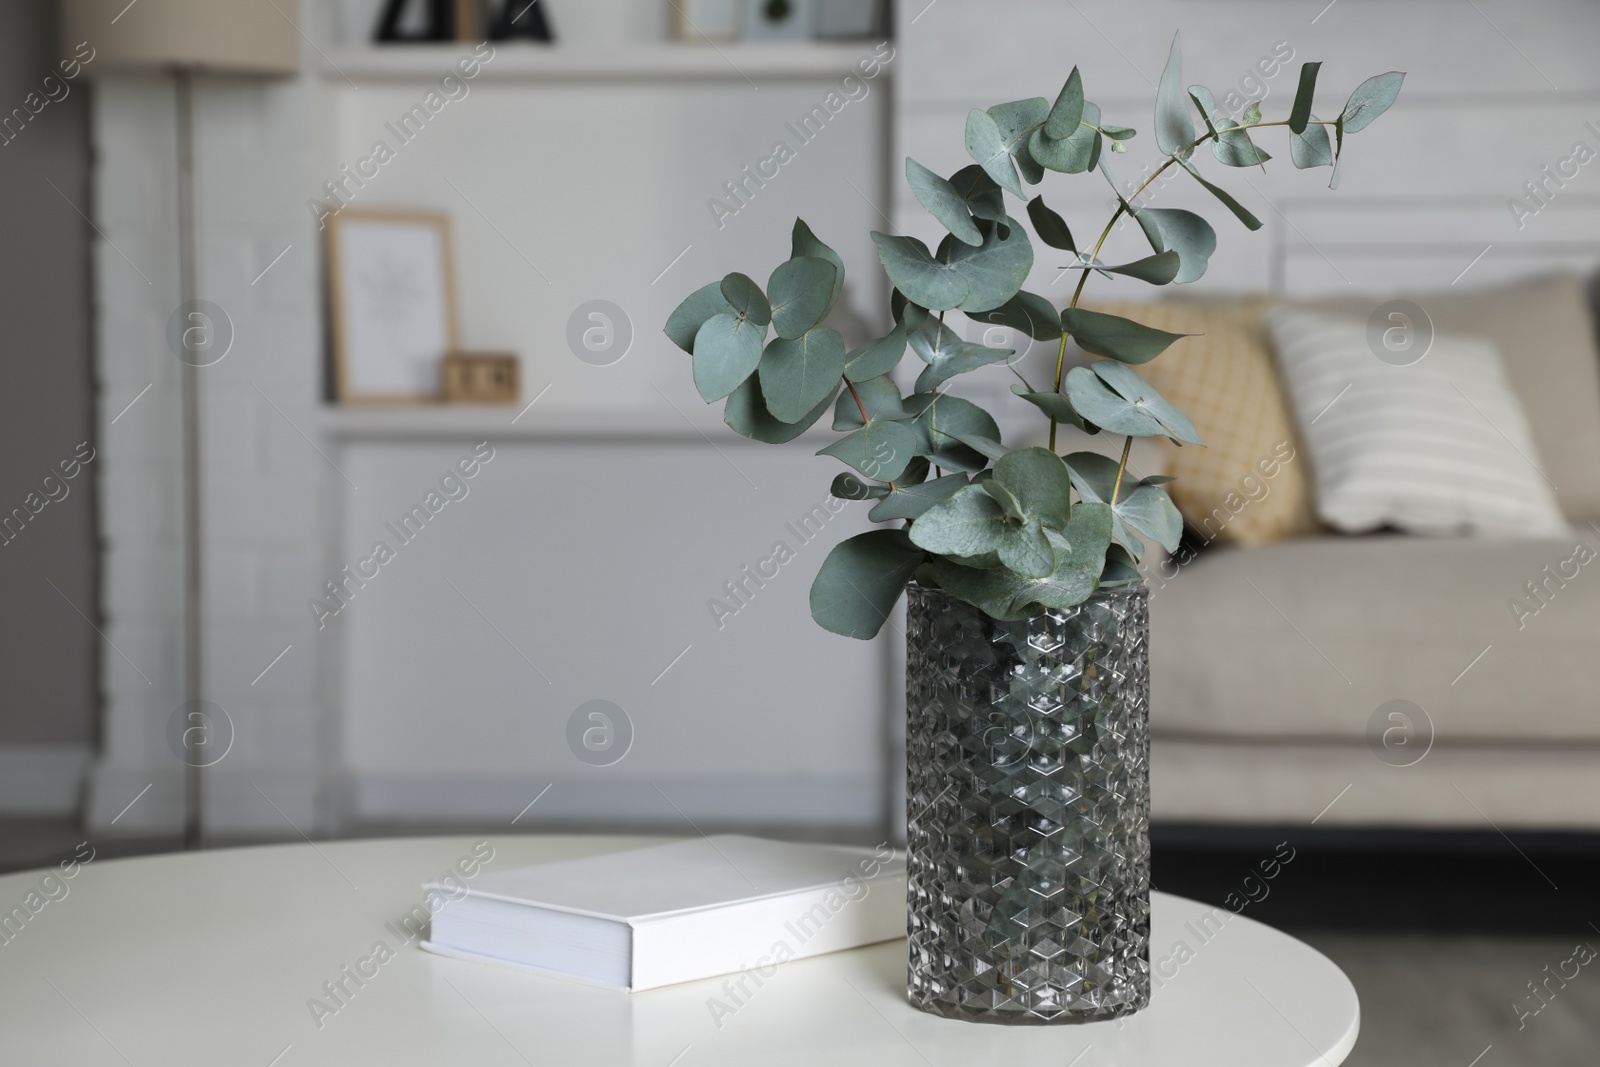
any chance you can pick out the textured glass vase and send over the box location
[904,583,1152,1024]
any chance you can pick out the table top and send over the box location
[0,835,1358,1066]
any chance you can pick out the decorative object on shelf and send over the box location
[664,33,1402,1023]
[671,0,739,40]
[328,209,459,404]
[739,0,816,41]
[376,0,455,42]
[487,0,554,42]
[815,0,884,39]
[443,352,520,403]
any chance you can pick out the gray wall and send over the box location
[0,1,97,748]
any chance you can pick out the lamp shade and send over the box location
[62,0,301,76]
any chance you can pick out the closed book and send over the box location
[420,835,904,991]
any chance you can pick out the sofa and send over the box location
[1123,274,1600,830]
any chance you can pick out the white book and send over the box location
[420,835,905,991]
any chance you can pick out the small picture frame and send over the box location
[327,208,459,404]
[443,351,519,403]
[739,0,816,41]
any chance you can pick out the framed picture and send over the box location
[327,209,459,404]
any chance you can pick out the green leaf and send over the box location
[719,273,771,327]
[832,374,908,429]
[908,320,1013,392]
[819,419,919,481]
[809,530,923,640]
[943,217,1035,313]
[974,289,1062,342]
[832,471,888,500]
[900,456,932,485]
[1062,450,1143,554]
[1044,67,1085,139]
[1135,207,1216,285]
[1241,101,1262,125]
[918,500,1114,618]
[965,107,1021,197]
[844,325,906,382]
[1340,71,1404,133]
[868,472,969,521]
[904,392,1001,473]
[1187,84,1220,136]
[1179,160,1262,230]
[909,484,1011,558]
[1288,61,1321,134]
[665,281,734,354]
[987,97,1050,187]
[873,233,967,311]
[766,257,838,340]
[999,519,1055,578]
[1029,100,1101,174]
[1066,362,1202,444]
[905,157,983,246]
[949,165,1008,224]
[1331,117,1345,189]
[1011,385,1095,432]
[890,289,932,334]
[951,433,1010,462]
[791,219,845,315]
[1100,543,1142,587]
[758,326,845,422]
[1155,33,1195,157]
[1100,124,1136,141]
[693,312,765,401]
[1062,307,1189,364]
[1290,116,1333,169]
[1212,122,1271,167]
[1027,196,1076,252]
[992,446,1073,529]
[1090,250,1182,285]
[1115,483,1183,553]
[724,373,835,443]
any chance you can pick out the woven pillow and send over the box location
[1266,306,1568,538]
[1087,299,1319,546]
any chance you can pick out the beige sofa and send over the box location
[1145,274,1600,830]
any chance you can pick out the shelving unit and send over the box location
[321,41,891,84]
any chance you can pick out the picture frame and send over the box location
[327,208,460,404]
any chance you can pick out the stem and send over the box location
[1110,434,1133,506]
[843,378,895,491]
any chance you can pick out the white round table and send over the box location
[0,836,1358,1065]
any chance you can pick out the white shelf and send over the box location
[321,42,891,85]
[316,402,831,443]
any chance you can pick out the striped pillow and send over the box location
[1265,306,1568,538]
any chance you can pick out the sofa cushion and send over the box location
[1148,529,1600,741]
[1298,274,1600,520]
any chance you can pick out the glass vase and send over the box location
[904,583,1152,1023]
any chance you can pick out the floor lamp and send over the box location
[63,1,301,848]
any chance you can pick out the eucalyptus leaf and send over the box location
[1115,483,1183,552]
[1179,160,1262,229]
[909,484,1011,558]
[693,312,765,401]
[1212,121,1271,167]
[944,217,1035,313]
[918,500,1113,617]
[790,219,845,315]
[1341,71,1404,133]
[1155,33,1195,158]
[992,446,1073,529]
[759,326,845,422]
[1061,306,1189,364]
[1092,250,1182,285]
[1100,124,1137,141]
[720,273,771,327]
[975,290,1062,342]
[724,373,835,443]
[949,165,1008,223]
[1044,66,1085,139]
[1241,101,1262,126]
[1027,196,1076,252]
[844,324,907,382]
[891,289,932,334]
[1100,543,1142,587]
[1065,361,1202,443]
[767,257,838,339]
[832,471,889,501]
[951,433,1010,462]
[965,107,1022,197]
[998,519,1056,578]
[1187,84,1221,136]
[1029,100,1102,174]
[665,281,735,353]
[1288,61,1321,134]
[1331,117,1345,189]
[1135,207,1216,284]
[868,472,969,521]
[809,529,923,639]
[873,232,968,311]
[832,374,908,430]
[819,419,919,482]
[908,319,1014,392]
[1012,385,1094,432]
[987,97,1050,187]
[905,157,984,246]
[1290,115,1333,169]
[905,392,1001,473]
